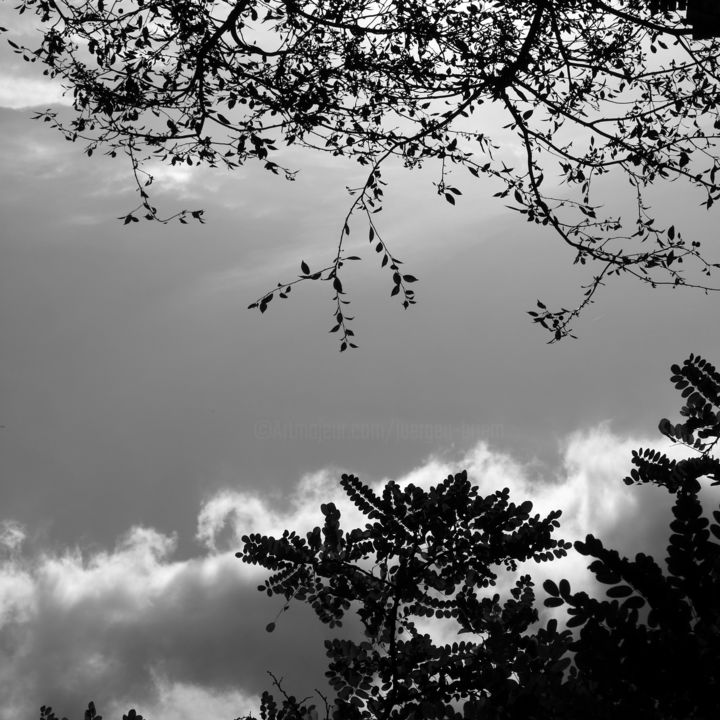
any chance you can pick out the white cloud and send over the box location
[0,74,69,109]
[107,673,259,720]
[36,526,182,614]
[0,521,35,630]
[143,163,198,194]
[1,424,718,720]
[197,490,283,553]
[0,561,35,629]
[0,519,26,553]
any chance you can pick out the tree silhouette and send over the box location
[238,471,572,719]
[9,1,720,346]
[233,354,720,719]
[37,354,720,717]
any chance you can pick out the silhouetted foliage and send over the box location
[239,471,571,719]
[9,2,720,347]
[39,354,720,718]
[542,352,720,720]
[234,354,720,719]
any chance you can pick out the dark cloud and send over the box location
[0,526,364,720]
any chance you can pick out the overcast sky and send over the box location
[2,8,720,720]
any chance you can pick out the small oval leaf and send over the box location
[607,585,633,598]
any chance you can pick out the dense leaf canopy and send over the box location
[10,0,720,346]
[240,471,570,718]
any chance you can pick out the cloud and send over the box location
[0,73,70,110]
[196,469,372,554]
[0,519,26,554]
[107,675,259,720]
[1,424,718,720]
[0,518,359,720]
[0,1,72,110]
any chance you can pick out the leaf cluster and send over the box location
[239,470,573,719]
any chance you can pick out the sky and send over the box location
[2,7,720,720]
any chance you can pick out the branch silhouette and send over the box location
[8,1,720,347]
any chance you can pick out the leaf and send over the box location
[333,277,343,293]
[259,294,272,313]
[607,585,633,598]
[550,657,571,673]
[266,622,276,632]
[402,274,418,282]
[444,192,455,205]
[658,418,672,435]
[622,595,645,609]
[566,614,586,628]
[301,260,310,274]
[543,579,559,596]
[544,596,564,607]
